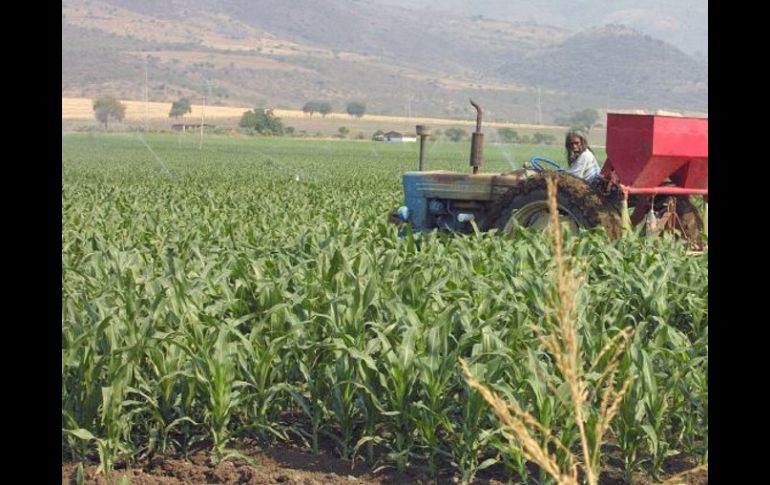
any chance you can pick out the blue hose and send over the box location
[528,157,565,172]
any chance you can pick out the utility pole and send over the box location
[144,55,149,131]
[199,80,212,151]
[199,88,205,150]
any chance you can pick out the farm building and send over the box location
[383,131,417,142]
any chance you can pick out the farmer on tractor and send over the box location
[564,130,600,182]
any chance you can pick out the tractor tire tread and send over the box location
[480,172,622,238]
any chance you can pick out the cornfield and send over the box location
[62,133,707,482]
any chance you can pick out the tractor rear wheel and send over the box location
[482,173,622,238]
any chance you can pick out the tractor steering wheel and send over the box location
[528,157,565,172]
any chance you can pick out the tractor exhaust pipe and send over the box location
[469,100,483,174]
[416,125,431,171]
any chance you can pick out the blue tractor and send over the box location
[390,101,623,238]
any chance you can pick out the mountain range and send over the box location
[61,0,708,124]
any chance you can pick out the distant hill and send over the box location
[374,0,708,58]
[498,25,708,109]
[61,0,707,124]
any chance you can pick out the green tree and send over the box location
[532,133,557,145]
[556,109,600,133]
[497,128,519,143]
[239,108,285,136]
[169,97,192,119]
[302,101,320,116]
[345,101,366,118]
[318,102,333,117]
[92,96,126,128]
[338,126,349,138]
[445,127,467,142]
[572,109,599,132]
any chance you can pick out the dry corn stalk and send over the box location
[461,175,636,485]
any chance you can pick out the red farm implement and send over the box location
[602,113,708,242]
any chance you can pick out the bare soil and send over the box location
[62,444,430,485]
[62,444,707,485]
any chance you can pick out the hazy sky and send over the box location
[374,0,707,58]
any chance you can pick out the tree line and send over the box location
[90,95,597,142]
[89,96,195,128]
[303,100,366,118]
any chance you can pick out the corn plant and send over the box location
[62,134,708,481]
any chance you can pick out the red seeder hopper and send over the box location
[601,113,708,238]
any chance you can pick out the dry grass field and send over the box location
[62,97,569,139]
[63,97,246,121]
